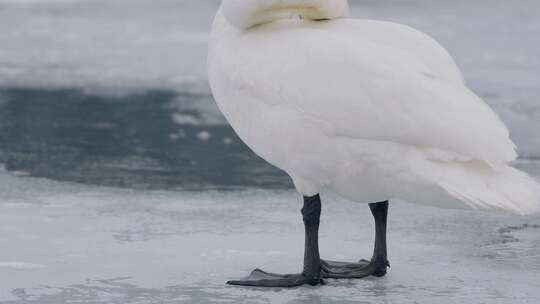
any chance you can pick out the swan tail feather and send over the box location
[436,162,540,215]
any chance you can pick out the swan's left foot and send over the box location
[227,195,323,288]
[227,269,323,287]
[321,258,390,278]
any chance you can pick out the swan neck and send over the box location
[220,0,349,30]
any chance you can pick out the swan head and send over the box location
[220,0,350,29]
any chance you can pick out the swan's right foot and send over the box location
[321,258,389,279]
[227,269,323,287]
[321,201,390,279]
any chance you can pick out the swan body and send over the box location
[208,0,540,215]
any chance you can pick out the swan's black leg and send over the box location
[227,195,324,287]
[321,201,390,278]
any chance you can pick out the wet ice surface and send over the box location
[1,170,539,303]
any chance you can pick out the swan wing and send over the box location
[325,19,465,86]
[229,20,516,163]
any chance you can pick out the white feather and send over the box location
[208,1,540,215]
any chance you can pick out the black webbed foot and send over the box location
[321,258,390,279]
[227,269,323,287]
[226,198,391,287]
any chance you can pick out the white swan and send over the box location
[208,0,540,287]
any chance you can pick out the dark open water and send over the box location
[0,89,289,191]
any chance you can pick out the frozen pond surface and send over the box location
[1,169,539,303]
